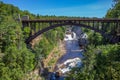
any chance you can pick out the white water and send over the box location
[50,26,87,80]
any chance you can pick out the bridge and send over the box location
[21,18,120,44]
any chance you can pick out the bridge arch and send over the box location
[26,22,109,44]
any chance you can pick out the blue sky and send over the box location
[1,0,113,18]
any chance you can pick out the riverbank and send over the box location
[43,40,66,72]
[22,40,66,80]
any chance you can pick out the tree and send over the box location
[67,44,120,80]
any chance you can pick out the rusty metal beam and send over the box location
[21,18,120,44]
[22,18,120,23]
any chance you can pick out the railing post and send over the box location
[33,22,36,33]
[92,21,95,28]
[101,22,104,31]
[29,22,33,36]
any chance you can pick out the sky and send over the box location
[1,0,113,18]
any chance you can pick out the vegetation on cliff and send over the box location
[0,1,65,79]
[66,0,120,80]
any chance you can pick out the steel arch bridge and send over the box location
[21,18,120,44]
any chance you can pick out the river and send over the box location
[49,26,86,80]
[55,40,83,69]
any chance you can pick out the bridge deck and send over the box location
[22,18,120,22]
[21,18,120,44]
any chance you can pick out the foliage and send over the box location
[88,31,103,45]
[0,21,35,80]
[106,0,120,18]
[0,2,35,80]
[0,1,65,79]
[67,1,120,79]
[0,46,35,80]
[67,44,120,80]
[34,27,65,59]
[1,0,120,80]
[23,27,31,39]
[82,28,104,45]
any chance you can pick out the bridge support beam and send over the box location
[21,18,120,44]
